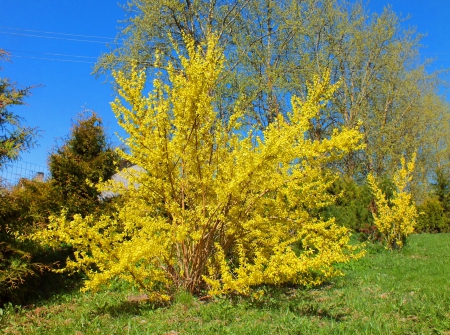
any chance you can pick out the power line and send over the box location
[0,31,112,44]
[6,49,98,59]
[10,54,96,64]
[0,26,115,40]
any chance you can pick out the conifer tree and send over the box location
[48,111,118,217]
[0,49,38,169]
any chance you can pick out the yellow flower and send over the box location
[33,33,364,301]
[368,153,418,250]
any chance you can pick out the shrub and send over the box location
[321,177,374,232]
[367,154,418,250]
[0,180,57,303]
[35,34,364,302]
[416,197,449,233]
[321,175,398,241]
[432,168,450,213]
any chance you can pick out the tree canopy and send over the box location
[94,0,450,195]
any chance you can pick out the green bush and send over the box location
[321,177,373,231]
[320,175,398,241]
[0,180,58,304]
[416,198,449,233]
[416,169,450,233]
[433,169,450,212]
[0,112,119,304]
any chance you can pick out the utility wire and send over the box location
[6,49,98,59]
[0,26,115,40]
[10,54,96,64]
[0,31,111,44]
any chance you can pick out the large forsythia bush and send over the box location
[35,35,364,301]
[368,154,418,250]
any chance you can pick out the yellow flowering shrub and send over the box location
[34,34,364,301]
[367,154,418,250]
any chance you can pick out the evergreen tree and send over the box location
[0,50,38,169]
[48,111,118,217]
[433,168,450,213]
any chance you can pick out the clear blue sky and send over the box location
[1,0,449,172]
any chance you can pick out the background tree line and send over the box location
[93,0,450,233]
[95,0,449,189]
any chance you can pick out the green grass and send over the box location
[1,234,449,334]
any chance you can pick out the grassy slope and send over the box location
[1,234,449,335]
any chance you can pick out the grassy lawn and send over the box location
[1,234,449,334]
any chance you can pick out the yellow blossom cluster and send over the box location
[368,154,418,250]
[34,33,365,301]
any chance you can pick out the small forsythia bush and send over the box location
[34,34,364,301]
[368,154,418,250]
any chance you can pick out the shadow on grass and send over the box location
[95,301,149,317]
[91,294,168,318]
[0,246,86,307]
[288,300,348,322]
[224,283,350,322]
